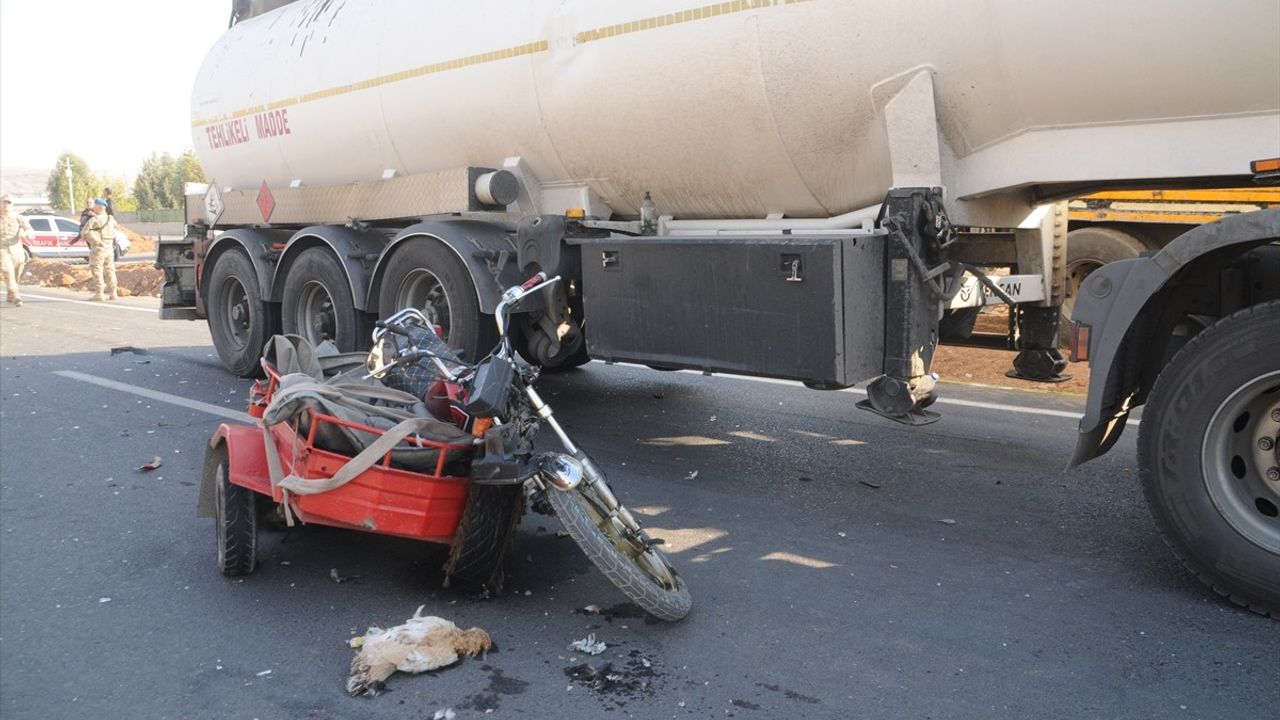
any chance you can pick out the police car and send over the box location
[19,211,131,261]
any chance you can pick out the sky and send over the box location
[0,0,229,180]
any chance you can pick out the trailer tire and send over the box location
[207,248,276,378]
[281,247,369,353]
[1138,300,1280,617]
[1060,227,1147,345]
[443,484,524,595]
[378,240,496,361]
[210,444,258,577]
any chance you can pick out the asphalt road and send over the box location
[1,288,1276,720]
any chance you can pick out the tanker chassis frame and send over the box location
[158,165,1280,617]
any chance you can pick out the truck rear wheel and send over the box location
[281,247,369,352]
[1061,227,1147,345]
[1138,300,1280,617]
[378,239,496,361]
[207,248,276,378]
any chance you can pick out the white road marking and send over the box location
[604,361,1138,426]
[54,359,1128,430]
[55,371,251,422]
[23,293,158,314]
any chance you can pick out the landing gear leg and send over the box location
[1008,305,1071,382]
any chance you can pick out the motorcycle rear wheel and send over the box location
[547,482,691,621]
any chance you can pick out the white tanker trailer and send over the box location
[161,0,1280,614]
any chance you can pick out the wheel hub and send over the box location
[1202,370,1280,552]
[298,282,338,343]
[399,270,451,339]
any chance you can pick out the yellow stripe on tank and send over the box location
[192,0,815,129]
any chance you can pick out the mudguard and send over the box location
[1070,209,1280,467]
[198,424,272,518]
[203,229,286,305]
[370,218,521,313]
[271,225,386,311]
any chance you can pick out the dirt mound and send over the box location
[22,258,164,298]
[118,225,156,255]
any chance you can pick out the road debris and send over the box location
[137,456,163,472]
[433,709,456,720]
[570,634,607,655]
[684,470,699,480]
[581,604,602,615]
[98,597,112,604]
[938,518,958,526]
[859,479,882,489]
[110,346,150,356]
[330,568,359,584]
[256,669,272,677]
[347,607,491,697]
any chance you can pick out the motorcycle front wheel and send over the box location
[546,482,692,622]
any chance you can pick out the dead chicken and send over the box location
[346,607,491,697]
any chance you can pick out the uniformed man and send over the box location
[82,199,119,301]
[0,194,33,307]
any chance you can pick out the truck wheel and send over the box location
[1060,227,1147,345]
[378,240,496,361]
[207,248,276,378]
[442,484,524,596]
[210,444,258,576]
[1138,300,1280,617]
[281,247,369,352]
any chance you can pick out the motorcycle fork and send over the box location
[522,385,642,532]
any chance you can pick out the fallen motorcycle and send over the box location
[198,273,691,622]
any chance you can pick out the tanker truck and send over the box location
[157,0,1280,615]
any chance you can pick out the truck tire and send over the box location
[281,247,369,352]
[1061,227,1148,345]
[378,239,496,361]
[1138,300,1280,617]
[207,248,276,378]
[209,444,258,577]
[442,484,524,595]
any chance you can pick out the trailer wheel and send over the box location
[207,248,275,378]
[1138,300,1280,617]
[1060,227,1147,344]
[281,247,368,352]
[209,444,258,577]
[443,484,524,595]
[378,240,496,361]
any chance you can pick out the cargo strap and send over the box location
[259,377,465,525]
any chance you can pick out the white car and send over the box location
[20,213,131,261]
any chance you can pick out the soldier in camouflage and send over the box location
[82,200,119,301]
[1,194,33,307]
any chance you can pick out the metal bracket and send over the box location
[858,187,952,423]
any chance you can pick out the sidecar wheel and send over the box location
[547,484,692,621]
[211,445,258,576]
[443,484,524,595]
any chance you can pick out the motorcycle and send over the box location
[200,272,691,622]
